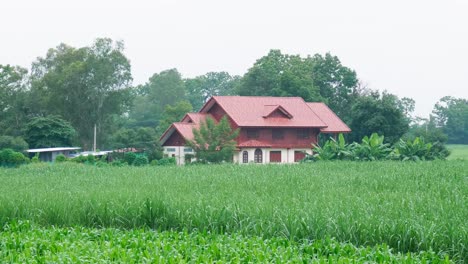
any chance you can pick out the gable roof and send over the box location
[306,102,351,133]
[201,96,327,127]
[181,113,212,124]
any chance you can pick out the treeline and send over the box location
[0,38,466,154]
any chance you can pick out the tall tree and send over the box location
[237,50,322,102]
[349,91,409,143]
[155,100,193,137]
[30,39,133,149]
[432,96,468,144]
[311,53,359,123]
[129,69,185,127]
[0,64,29,136]
[186,72,240,110]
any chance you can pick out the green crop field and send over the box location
[447,144,468,160]
[0,161,466,262]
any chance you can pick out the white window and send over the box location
[166,148,176,152]
[184,148,193,152]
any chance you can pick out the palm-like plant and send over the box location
[352,133,392,161]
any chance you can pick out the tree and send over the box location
[349,91,409,143]
[311,53,360,123]
[432,96,468,144]
[0,136,29,153]
[0,64,29,136]
[186,116,239,163]
[24,116,76,148]
[110,127,163,161]
[186,72,240,110]
[30,38,133,149]
[129,69,186,127]
[155,100,193,136]
[237,50,322,102]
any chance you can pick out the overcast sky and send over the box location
[1,0,467,117]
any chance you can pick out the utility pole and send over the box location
[93,124,97,153]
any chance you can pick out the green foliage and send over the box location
[31,153,40,163]
[312,134,353,161]
[54,154,67,162]
[30,39,133,149]
[312,133,448,162]
[150,159,158,166]
[187,116,239,163]
[24,115,76,148]
[0,148,29,167]
[129,69,185,127]
[393,137,450,161]
[432,96,468,144]
[349,92,409,143]
[0,64,29,136]
[0,162,465,261]
[352,133,392,161]
[132,155,148,166]
[110,127,163,161]
[156,157,176,166]
[124,152,136,165]
[155,100,193,137]
[186,72,240,110]
[0,136,28,153]
[0,222,450,263]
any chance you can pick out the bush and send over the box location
[132,155,149,166]
[157,157,176,166]
[0,148,29,167]
[393,137,450,161]
[150,160,158,166]
[124,152,137,165]
[55,154,67,162]
[71,155,88,163]
[31,153,40,163]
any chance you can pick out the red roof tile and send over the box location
[237,139,272,148]
[182,113,213,124]
[307,103,351,133]
[202,96,327,127]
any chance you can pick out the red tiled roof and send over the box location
[237,139,272,148]
[182,113,213,124]
[306,103,351,133]
[202,96,327,127]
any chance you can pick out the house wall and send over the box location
[163,146,195,165]
[234,148,313,164]
[237,128,319,148]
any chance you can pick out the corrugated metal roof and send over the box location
[307,102,351,133]
[203,96,327,127]
[27,147,81,153]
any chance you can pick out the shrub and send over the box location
[31,153,40,163]
[393,137,451,161]
[0,148,29,167]
[132,155,149,166]
[86,155,95,165]
[157,157,176,166]
[124,152,137,165]
[150,160,158,166]
[55,154,67,162]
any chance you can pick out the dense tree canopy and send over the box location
[432,96,468,144]
[30,39,133,149]
[24,116,76,148]
[349,91,410,143]
[186,72,240,110]
[0,64,29,136]
[129,69,185,127]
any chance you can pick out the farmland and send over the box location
[448,144,468,160]
[0,161,466,262]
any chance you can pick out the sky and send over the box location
[1,0,467,118]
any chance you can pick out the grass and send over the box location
[0,221,449,263]
[0,161,466,262]
[447,144,468,160]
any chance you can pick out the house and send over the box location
[27,147,81,162]
[159,96,351,165]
